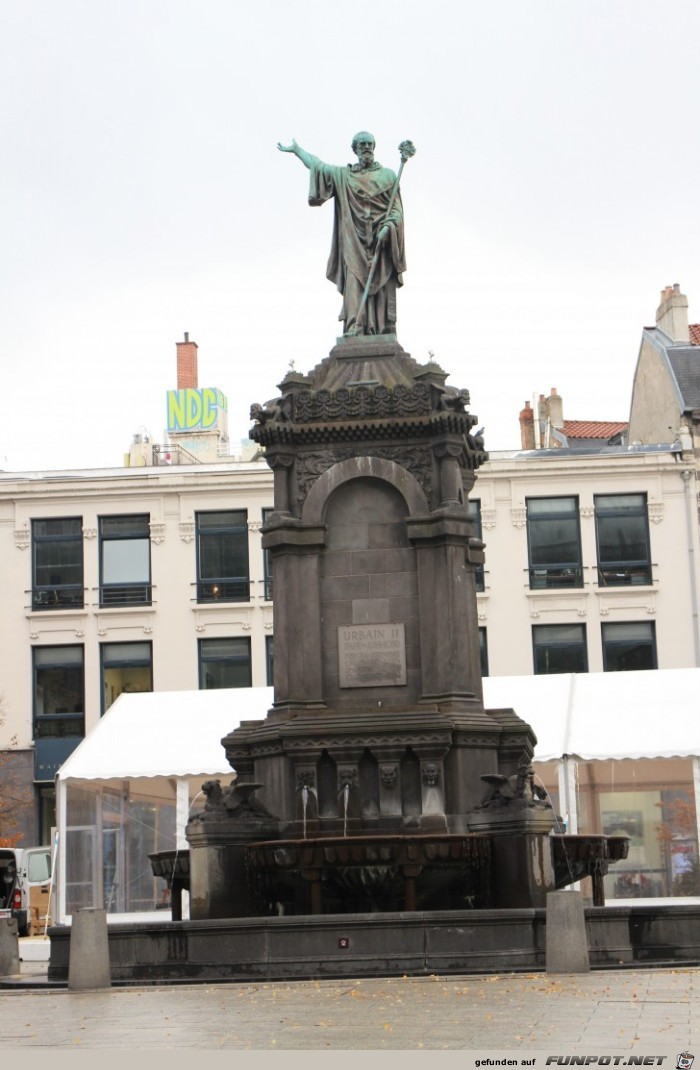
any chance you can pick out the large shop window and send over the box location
[101,642,153,714]
[33,645,85,739]
[99,515,152,606]
[595,493,652,586]
[196,511,250,602]
[468,499,485,592]
[31,518,84,609]
[602,621,657,672]
[526,497,583,589]
[532,624,588,675]
[199,638,252,689]
[576,757,698,900]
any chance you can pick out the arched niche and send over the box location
[302,455,429,526]
[319,474,422,707]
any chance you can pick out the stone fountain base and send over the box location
[46,903,700,983]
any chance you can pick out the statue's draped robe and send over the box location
[308,159,406,335]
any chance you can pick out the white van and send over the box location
[0,846,52,936]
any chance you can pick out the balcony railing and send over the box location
[597,563,653,586]
[31,585,84,610]
[196,578,250,603]
[33,712,85,739]
[528,566,584,590]
[99,583,153,607]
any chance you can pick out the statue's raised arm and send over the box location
[278,131,414,337]
[277,140,317,170]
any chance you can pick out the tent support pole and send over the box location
[557,755,578,835]
[176,779,190,850]
[56,777,67,924]
[693,758,700,858]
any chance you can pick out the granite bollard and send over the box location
[0,916,19,976]
[546,889,590,973]
[68,907,111,990]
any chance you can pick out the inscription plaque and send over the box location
[338,623,407,688]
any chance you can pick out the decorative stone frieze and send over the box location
[14,527,30,550]
[179,521,195,543]
[149,522,166,544]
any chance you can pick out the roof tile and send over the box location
[562,420,628,438]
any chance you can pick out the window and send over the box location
[199,638,252,689]
[266,635,274,686]
[595,494,652,586]
[33,645,85,739]
[196,511,249,602]
[262,508,273,600]
[526,497,582,589]
[532,624,587,675]
[602,622,657,671]
[32,518,84,609]
[101,642,153,713]
[99,515,151,606]
[478,627,489,677]
[468,499,485,593]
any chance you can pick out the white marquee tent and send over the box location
[54,671,700,920]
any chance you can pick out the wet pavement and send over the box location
[0,965,699,1052]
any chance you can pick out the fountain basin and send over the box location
[246,833,492,914]
[148,850,190,921]
[551,834,630,905]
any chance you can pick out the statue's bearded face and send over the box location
[352,133,375,166]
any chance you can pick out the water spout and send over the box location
[340,782,350,837]
[301,784,309,839]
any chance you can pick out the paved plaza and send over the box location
[1,966,699,1053]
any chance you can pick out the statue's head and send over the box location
[351,131,375,163]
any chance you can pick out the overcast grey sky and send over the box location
[2,0,700,471]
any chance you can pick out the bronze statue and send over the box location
[277,133,414,337]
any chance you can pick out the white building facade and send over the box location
[2,434,698,847]
[0,459,273,843]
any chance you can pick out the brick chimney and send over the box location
[519,400,535,450]
[176,332,198,389]
[656,283,689,343]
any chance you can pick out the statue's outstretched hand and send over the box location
[277,140,298,154]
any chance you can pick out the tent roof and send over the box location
[57,687,273,781]
[484,668,699,761]
[57,668,700,783]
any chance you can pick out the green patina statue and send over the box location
[278,133,415,337]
